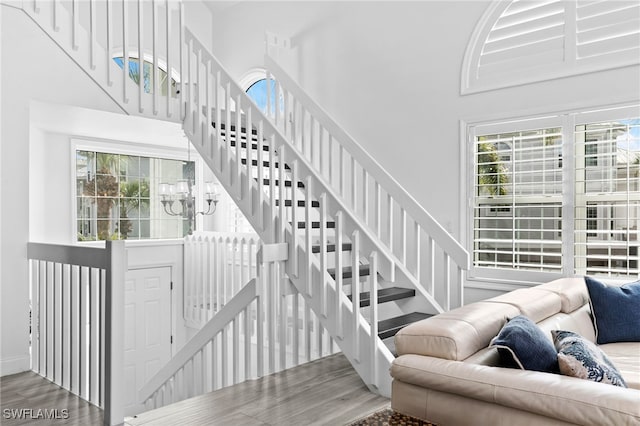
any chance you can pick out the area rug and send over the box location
[347,407,437,426]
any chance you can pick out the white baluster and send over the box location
[72,0,78,50]
[152,0,158,115]
[319,192,327,318]
[137,0,143,113]
[106,0,112,86]
[304,177,313,296]
[165,0,171,117]
[122,0,129,104]
[352,230,360,363]
[89,0,96,69]
[369,251,378,388]
[334,211,343,340]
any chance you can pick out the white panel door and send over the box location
[123,267,172,416]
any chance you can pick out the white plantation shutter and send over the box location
[576,1,640,63]
[473,125,564,272]
[574,117,640,276]
[469,106,640,280]
[463,0,640,93]
[479,1,566,80]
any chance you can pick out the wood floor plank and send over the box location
[0,371,103,426]
[126,353,389,426]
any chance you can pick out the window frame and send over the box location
[71,138,206,243]
[463,104,640,286]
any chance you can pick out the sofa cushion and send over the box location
[585,276,640,344]
[552,330,627,387]
[600,342,640,390]
[537,277,589,313]
[486,288,562,322]
[395,301,520,360]
[490,315,559,373]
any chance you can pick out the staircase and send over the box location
[8,0,469,420]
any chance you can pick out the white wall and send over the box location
[209,1,640,297]
[0,4,125,375]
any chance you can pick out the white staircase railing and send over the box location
[184,232,261,328]
[264,54,470,312]
[12,0,472,412]
[27,241,126,426]
[138,244,339,411]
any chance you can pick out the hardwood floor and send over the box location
[126,353,390,426]
[0,354,388,426]
[0,371,103,425]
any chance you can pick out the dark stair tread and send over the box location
[211,122,258,136]
[328,264,370,279]
[296,221,336,229]
[262,178,305,188]
[276,199,320,208]
[378,312,433,340]
[230,140,270,152]
[311,243,352,253]
[241,158,290,170]
[348,287,416,307]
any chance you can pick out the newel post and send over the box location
[104,240,126,426]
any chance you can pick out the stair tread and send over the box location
[241,158,290,170]
[296,221,336,229]
[328,264,370,279]
[378,312,432,340]
[311,243,352,253]
[230,140,269,151]
[348,287,415,307]
[276,199,320,208]
[262,178,305,188]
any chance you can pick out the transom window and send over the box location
[76,150,193,241]
[470,106,640,279]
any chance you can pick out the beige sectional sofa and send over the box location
[390,277,640,426]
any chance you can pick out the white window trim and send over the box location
[461,103,640,287]
[70,137,206,243]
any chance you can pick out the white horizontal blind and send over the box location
[466,0,640,93]
[576,1,640,62]
[479,1,566,79]
[474,127,563,271]
[575,118,640,276]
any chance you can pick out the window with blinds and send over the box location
[474,127,563,272]
[575,119,640,276]
[463,0,640,93]
[471,109,640,279]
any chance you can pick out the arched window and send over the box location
[462,1,640,94]
[113,55,179,97]
[246,78,278,113]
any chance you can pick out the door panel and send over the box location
[123,267,172,416]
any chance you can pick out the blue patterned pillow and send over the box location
[552,330,627,388]
[490,315,559,373]
[584,276,640,344]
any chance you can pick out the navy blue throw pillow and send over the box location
[584,276,640,344]
[490,315,559,373]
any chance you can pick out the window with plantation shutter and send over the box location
[473,126,563,272]
[462,0,640,94]
[469,106,640,281]
[574,117,640,276]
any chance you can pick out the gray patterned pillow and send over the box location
[552,330,627,387]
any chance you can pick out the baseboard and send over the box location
[0,355,30,377]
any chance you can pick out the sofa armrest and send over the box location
[391,355,640,425]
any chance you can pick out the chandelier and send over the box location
[158,180,220,235]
